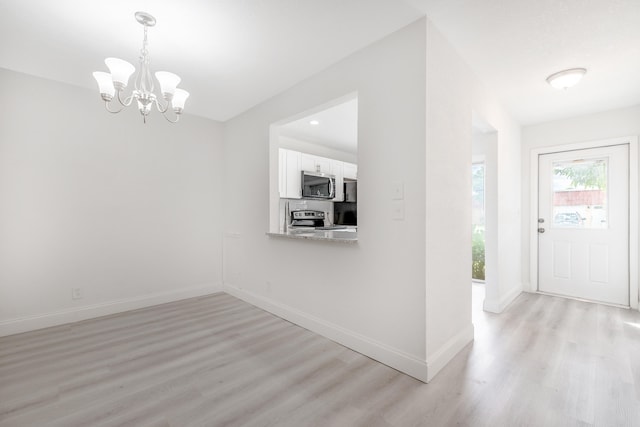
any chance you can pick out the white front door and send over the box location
[538,144,629,306]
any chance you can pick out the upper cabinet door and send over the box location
[343,162,358,180]
[331,160,344,201]
[315,157,332,174]
[279,149,302,199]
[278,149,286,198]
[300,154,316,173]
[301,153,332,174]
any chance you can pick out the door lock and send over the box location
[538,218,545,223]
[538,227,545,233]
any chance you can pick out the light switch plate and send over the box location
[392,181,404,200]
[392,201,404,220]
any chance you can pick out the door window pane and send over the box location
[552,158,608,229]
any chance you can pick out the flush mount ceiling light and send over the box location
[546,68,587,90]
[92,12,189,123]
[309,120,320,125]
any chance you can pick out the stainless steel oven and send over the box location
[290,210,325,228]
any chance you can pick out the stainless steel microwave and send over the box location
[301,171,335,199]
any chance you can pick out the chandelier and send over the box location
[92,12,189,123]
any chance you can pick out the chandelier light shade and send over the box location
[546,68,587,90]
[92,72,115,98]
[172,89,190,112]
[105,58,136,88]
[92,11,189,123]
[155,71,181,97]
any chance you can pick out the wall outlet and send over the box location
[72,288,82,300]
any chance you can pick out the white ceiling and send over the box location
[411,0,640,125]
[279,98,358,155]
[0,0,422,122]
[1,0,638,127]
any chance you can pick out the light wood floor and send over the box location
[1,286,640,427]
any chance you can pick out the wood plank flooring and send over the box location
[1,286,640,426]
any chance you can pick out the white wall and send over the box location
[424,19,474,374]
[0,69,224,336]
[222,19,429,381]
[521,105,640,293]
[221,17,523,382]
[424,19,522,374]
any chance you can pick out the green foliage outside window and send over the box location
[554,160,606,190]
[472,226,485,281]
[472,163,486,281]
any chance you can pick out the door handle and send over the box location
[538,227,545,233]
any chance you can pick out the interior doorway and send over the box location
[472,112,497,312]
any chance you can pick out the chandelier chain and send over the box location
[141,25,149,58]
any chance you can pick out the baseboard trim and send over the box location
[223,283,429,382]
[426,323,474,382]
[0,283,223,337]
[483,284,523,313]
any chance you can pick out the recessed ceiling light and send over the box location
[309,120,320,125]
[546,68,587,90]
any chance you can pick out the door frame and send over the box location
[529,136,638,309]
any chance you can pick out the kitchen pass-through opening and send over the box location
[268,93,358,241]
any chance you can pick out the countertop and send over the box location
[267,228,358,243]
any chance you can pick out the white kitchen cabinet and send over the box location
[279,149,355,200]
[279,148,302,199]
[343,162,358,180]
[301,153,332,174]
[278,148,286,197]
[331,160,344,201]
[316,157,332,174]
